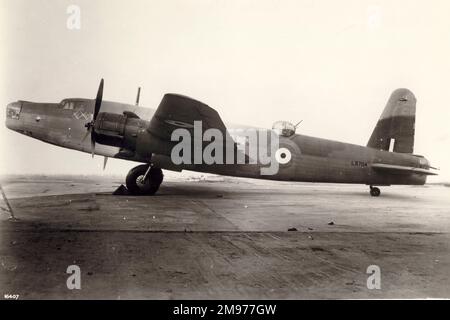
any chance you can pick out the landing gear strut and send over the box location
[369,186,381,197]
[126,164,163,195]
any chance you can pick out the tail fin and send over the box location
[367,88,416,153]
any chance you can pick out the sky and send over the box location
[0,0,449,181]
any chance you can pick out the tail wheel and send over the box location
[370,186,381,197]
[126,165,164,195]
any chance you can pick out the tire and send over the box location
[370,187,381,197]
[126,165,163,195]
[149,167,164,186]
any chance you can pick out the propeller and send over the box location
[82,79,104,158]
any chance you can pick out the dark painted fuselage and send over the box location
[5,98,429,186]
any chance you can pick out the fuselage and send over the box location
[5,98,430,186]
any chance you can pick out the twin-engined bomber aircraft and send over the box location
[5,79,437,196]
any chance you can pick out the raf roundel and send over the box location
[275,147,292,165]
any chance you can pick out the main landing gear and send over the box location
[369,185,381,197]
[125,164,164,195]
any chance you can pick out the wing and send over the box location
[371,163,437,175]
[146,94,245,162]
[148,94,229,141]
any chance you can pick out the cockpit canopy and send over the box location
[59,99,89,110]
[272,121,296,137]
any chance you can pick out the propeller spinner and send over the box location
[82,78,104,158]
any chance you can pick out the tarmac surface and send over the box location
[0,174,449,299]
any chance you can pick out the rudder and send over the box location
[367,88,416,153]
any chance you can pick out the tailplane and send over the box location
[367,88,416,153]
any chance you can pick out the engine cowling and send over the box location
[93,112,148,150]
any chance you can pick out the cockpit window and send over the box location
[7,103,22,119]
[76,102,86,110]
[62,101,75,110]
[60,100,87,111]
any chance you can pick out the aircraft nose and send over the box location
[5,101,22,130]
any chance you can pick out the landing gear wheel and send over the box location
[370,186,381,197]
[126,165,164,195]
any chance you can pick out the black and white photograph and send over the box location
[0,0,449,310]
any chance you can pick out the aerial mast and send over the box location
[135,87,141,106]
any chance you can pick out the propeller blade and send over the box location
[103,157,108,170]
[85,78,104,158]
[93,78,104,121]
[91,134,96,158]
[81,129,91,143]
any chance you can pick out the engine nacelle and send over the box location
[94,112,147,150]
